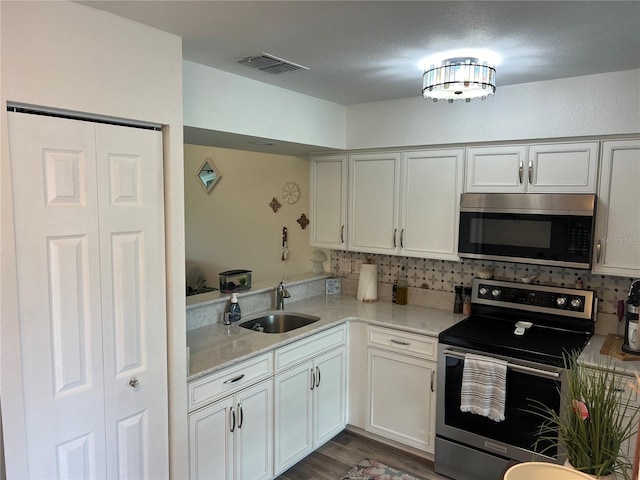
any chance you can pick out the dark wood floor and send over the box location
[275,429,450,480]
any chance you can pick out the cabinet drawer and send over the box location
[188,352,273,411]
[367,326,437,360]
[275,324,347,372]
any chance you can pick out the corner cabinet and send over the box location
[365,326,438,454]
[273,324,347,476]
[592,139,640,276]
[465,142,598,193]
[310,154,348,249]
[348,149,464,260]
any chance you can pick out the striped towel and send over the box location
[460,353,508,422]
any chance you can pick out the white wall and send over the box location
[0,2,187,478]
[183,60,347,149]
[184,144,327,285]
[347,69,640,150]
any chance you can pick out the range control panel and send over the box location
[473,279,595,320]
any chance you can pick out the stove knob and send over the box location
[491,288,501,298]
[570,298,583,310]
[556,296,568,307]
[479,287,489,297]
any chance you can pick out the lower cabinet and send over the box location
[366,326,438,453]
[274,345,347,475]
[188,379,273,480]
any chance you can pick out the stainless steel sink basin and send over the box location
[239,312,320,334]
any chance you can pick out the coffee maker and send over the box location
[622,279,640,353]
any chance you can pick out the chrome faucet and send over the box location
[276,280,290,310]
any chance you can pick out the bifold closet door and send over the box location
[8,111,168,479]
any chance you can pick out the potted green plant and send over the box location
[531,352,640,480]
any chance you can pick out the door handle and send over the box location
[340,225,344,243]
[310,368,316,390]
[315,366,321,388]
[431,370,435,393]
[400,229,404,249]
[528,160,533,185]
[229,406,236,433]
[596,240,602,263]
[128,377,140,389]
[237,403,243,429]
[393,228,397,248]
[518,160,523,184]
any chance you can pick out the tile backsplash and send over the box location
[331,250,637,316]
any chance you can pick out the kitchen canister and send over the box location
[357,263,378,302]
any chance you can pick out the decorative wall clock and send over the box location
[281,181,301,205]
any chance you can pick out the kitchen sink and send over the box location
[239,312,320,334]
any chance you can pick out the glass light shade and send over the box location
[423,57,496,103]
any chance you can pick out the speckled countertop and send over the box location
[580,334,640,377]
[187,293,464,381]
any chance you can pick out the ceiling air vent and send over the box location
[238,53,309,74]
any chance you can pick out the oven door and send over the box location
[436,344,564,464]
[457,211,592,268]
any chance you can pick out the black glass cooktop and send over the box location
[439,315,592,367]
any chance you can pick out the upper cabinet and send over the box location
[465,142,598,194]
[310,154,348,249]
[347,149,464,260]
[592,139,640,277]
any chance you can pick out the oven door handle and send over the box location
[443,348,560,379]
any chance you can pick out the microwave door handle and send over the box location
[518,160,524,184]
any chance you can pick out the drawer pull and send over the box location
[223,374,245,384]
[390,339,410,346]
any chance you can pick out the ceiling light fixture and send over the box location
[422,57,496,103]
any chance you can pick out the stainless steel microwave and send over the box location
[457,193,596,269]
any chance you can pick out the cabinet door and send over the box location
[527,142,598,193]
[313,347,347,447]
[592,139,640,276]
[273,361,314,475]
[348,152,401,254]
[366,348,436,453]
[465,145,528,193]
[310,155,348,248]
[235,380,273,480]
[401,149,464,260]
[189,397,234,480]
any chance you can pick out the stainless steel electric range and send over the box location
[435,278,596,480]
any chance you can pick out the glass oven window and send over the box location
[443,356,560,456]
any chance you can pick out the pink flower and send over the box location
[572,399,590,420]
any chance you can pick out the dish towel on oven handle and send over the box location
[460,353,508,422]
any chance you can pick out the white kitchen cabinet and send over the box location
[592,139,640,277]
[348,152,402,254]
[273,325,347,475]
[366,327,437,453]
[527,142,599,193]
[348,149,464,259]
[401,149,464,260]
[310,154,348,249]
[188,353,273,480]
[465,142,598,193]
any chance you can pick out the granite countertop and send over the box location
[580,334,640,377]
[187,293,464,381]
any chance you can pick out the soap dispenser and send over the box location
[229,293,241,322]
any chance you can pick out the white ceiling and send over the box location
[81,1,640,154]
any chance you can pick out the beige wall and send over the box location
[185,144,328,286]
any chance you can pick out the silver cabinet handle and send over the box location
[315,366,321,388]
[391,339,410,346]
[229,406,236,433]
[596,240,602,263]
[310,368,316,390]
[518,160,523,184]
[128,377,139,389]
[393,228,397,248]
[340,225,344,243]
[400,229,404,248]
[528,160,533,185]
[223,374,245,384]
[237,403,243,429]
[431,370,435,393]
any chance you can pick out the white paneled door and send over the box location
[8,112,168,479]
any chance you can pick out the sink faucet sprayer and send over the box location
[276,280,290,310]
